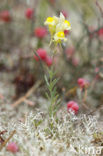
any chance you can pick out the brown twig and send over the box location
[0,130,16,151]
[12,80,42,108]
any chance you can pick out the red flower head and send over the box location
[77,78,89,89]
[25,8,34,19]
[64,30,69,36]
[7,142,19,153]
[67,101,79,114]
[34,48,47,61]
[45,56,53,67]
[34,27,47,39]
[0,10,11,22]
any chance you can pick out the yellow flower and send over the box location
[44,12,71,44]
[54,31,67,42]
[44,16,59,36]
[44,16,58,26]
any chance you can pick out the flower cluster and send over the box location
[44,12,71,43]
[25,8,34,19]
[77,78,89,89]
[0,10,11,22]
[67,101,79,114]
[34,27,47,39]
[7,142,19,153]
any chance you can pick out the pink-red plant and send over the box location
[45,56,53,67]
[64,30,69,36]
[67,101,79,114]
[34,27,47,39]
[0,10,11,22]
[34,48,47,61]
[25,8,34,19]
[77,78,89,89]
[7,142,19,153]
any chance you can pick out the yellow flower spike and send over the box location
[44,12,71,44]
[54,31,67,43]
